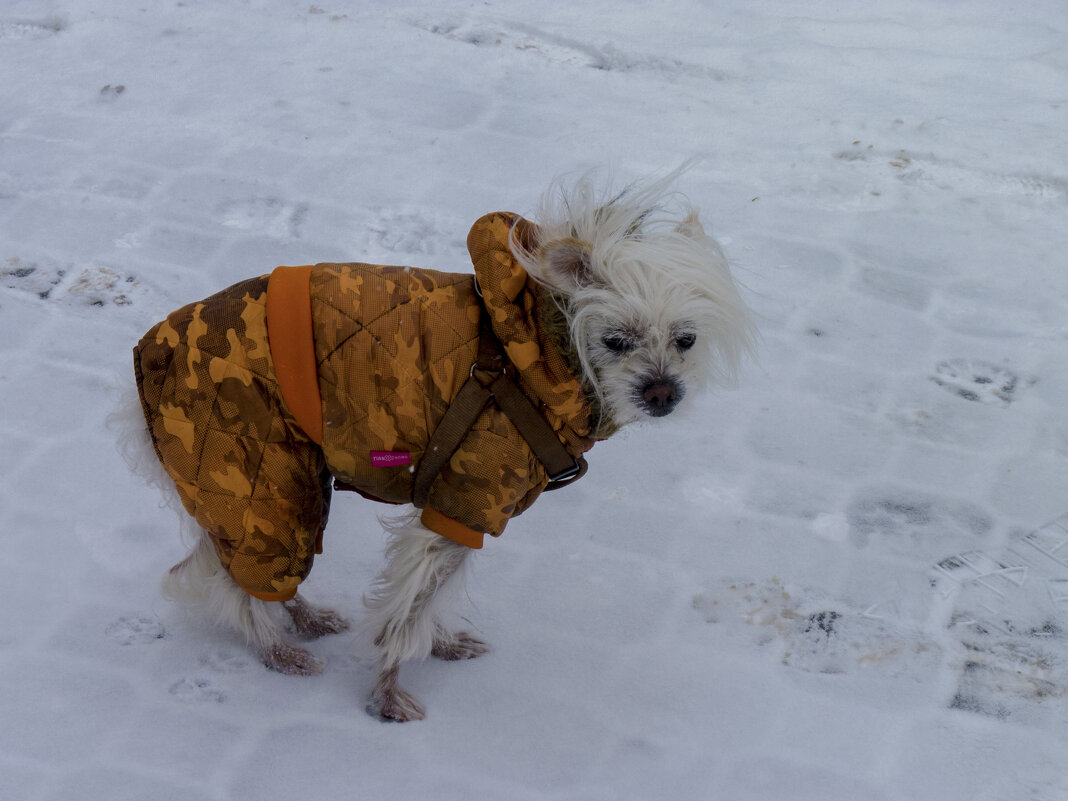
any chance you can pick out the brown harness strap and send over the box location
[412,314,587,509]
[411,377,495,508]
[485,372,586,485]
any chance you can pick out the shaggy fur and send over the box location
[512,167,753,429]
[125,168,753,721]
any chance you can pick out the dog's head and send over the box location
[513,170,754,428]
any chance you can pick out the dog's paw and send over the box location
[431,631,489,661]
[260,643,325,676]
[369,685,426,722]
[284,599,351,639]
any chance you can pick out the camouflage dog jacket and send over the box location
[134,213,597,601]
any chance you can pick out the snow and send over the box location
[1,1,1067,799]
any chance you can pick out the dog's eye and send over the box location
[675,332,696,351]
[601,333,635,354]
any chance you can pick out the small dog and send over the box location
[126,168,753,721]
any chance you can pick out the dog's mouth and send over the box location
[635,377,685,418]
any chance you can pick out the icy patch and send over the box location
[933,514,1068,726]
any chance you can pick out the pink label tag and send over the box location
[371,451,411,468]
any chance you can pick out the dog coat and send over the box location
[134,212,598,602]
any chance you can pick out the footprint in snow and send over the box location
[363,207,464,257]
[2,259,142,306]
[216,196,307,239]
[169,677,226,704]
[932,514,1068,726]
[414,18,729,79]
[847,487,992,560]
[67,266,141,307]
[1,257,65,300]
[692,579,939,678]
[930,358,1022,406]
[105,615,166,646]
[0,18,64,40]
[198,648,256,674]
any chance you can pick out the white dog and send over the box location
[124,168,753,721]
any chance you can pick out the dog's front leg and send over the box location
[364,516,474,721]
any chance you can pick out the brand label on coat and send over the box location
[371,451,411,468]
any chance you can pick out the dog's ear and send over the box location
[541,237,594,287]
[675,211,706,241]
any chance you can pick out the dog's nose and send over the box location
[641,379,680,417]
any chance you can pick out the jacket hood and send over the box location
[466,212,597,452]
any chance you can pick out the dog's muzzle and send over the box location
[639,377,683,417]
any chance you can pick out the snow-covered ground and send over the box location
[2,1,1067,798]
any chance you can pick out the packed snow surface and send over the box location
[1,1,1067,799]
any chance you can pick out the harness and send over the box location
[410,309,588,508]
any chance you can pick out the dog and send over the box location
[126,168,753,721]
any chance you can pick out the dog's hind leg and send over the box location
[163,533,325,676]
[283,593,350,639]
[364,516,475,721]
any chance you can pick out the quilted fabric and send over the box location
[134,212,597,601]
[134,277,330,601]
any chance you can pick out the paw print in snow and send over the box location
[2,259,142,306]
[66,266,141,307]
[1,257,65,299]
[931,358,1021,406]
[0,18,63,40]
[198,648,255,674]
[169,677,226,703]
[105,615,166,645]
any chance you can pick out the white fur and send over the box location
[161,535,286,647]
[113,387,314,668]
[362,513,471,669]
[511,166,755,427]
[126,167,753,720]
[108,385,191,522]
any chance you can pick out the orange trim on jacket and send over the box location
[420,507,485,549]
[266,265,323,445]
